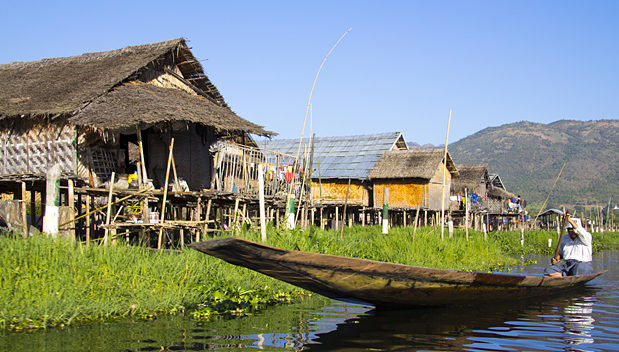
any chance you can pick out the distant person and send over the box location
[544,214,593,277]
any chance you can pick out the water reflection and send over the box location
[308,288,602,351]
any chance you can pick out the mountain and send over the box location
[448,119,619,214]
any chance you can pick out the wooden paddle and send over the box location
[553,210,570,262]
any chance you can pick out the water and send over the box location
[1,250,618,351]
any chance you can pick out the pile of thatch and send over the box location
[368,149,459,179]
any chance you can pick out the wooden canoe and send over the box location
[188,237,606,308]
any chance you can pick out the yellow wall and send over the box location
[311,180,368,205]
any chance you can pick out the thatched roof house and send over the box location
[450,164,489,195]
[0,38,273,191]
[368,149,459,180]
[0,38,270,136]
[258,132,408,205]
[368,149,459,210]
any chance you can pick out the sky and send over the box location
[2,0,618,146]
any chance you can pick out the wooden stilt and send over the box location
[85,195,91,246]
[158,138,175,249]
[104,172,115,245]
[21,182,28,238]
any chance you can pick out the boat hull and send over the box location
[189,237,606,308]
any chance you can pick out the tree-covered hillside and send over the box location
[449,119,619,214]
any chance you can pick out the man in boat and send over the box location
[544,215,593,277]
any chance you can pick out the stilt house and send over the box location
[368,149,459,211]
[258,132,408,207]
[0,38,275,238]
[0,38,273,193]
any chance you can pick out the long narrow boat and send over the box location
[188,237,606,308]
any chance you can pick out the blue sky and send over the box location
[3,1,618,146]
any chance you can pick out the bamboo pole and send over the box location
[21,182,28,238]
[136,126,149,188]
[413,205,420,241]
[340,179,351,239]
[158,138,175,249]
[104,172,115,245]
[465,187,469,241]
[85,195,91,246]
[259,166,267,242]
[441,110,452,241]
[287,29,351,215]
[533,163,566,226]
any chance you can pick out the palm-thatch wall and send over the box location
[368,149,459,210]
[0,38,274,191]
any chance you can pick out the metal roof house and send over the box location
[258,132,408,206]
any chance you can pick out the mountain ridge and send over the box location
[448,119,619,214]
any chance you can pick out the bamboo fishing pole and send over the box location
[553,210,570,261]
[286,28,352,220]
[533,163,566,227]
[440,110,452,241]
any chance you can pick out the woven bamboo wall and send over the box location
[1,119,76,176]
[147,124,213,190]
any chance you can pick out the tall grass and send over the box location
[0,233,305,330]
[2,226,617,331]
[237,224,519,272]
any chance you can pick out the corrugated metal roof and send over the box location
[257,132,404,180]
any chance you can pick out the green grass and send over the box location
[1,225,618,331]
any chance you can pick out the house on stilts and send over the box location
[450,164,527,231]
[0,38,287,246]
[368,148,459,228]
[258,132,409,228]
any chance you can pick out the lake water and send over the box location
[1,250,617,351]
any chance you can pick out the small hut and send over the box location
[368,149,459,213]
[257,132,408,227]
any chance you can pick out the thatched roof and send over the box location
[487,186,517,199]
[451,164,489,193]
[71,82,272,136]
[0,38,273,136]
[368,149,459,179]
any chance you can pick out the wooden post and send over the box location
[465,188,469,241]
[68,179,75,239]
[195,197,202,243]
[136,127,149,188]
[104,172,115,245]
[85,195,91,246]
[413,205,420,241]
[382,188,389,235]
[21,182,28,238]
[340,179,351,239]
[203,199,212,241]
[30,189,37,233]
[259,166,267,241]
[158,138,174,249]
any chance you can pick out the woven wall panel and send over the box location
[1,124,75,176]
